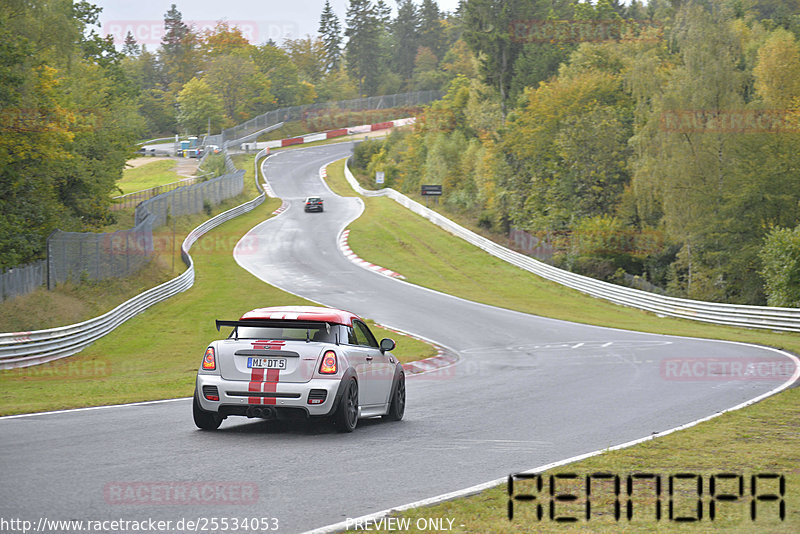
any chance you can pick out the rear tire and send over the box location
[193,391,222,430]
[334,379,358,432]
[383,372,405,421]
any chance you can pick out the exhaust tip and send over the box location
[247,406,277,419]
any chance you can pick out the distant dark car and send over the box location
[304,197,324,212]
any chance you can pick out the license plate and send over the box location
[247,357,286,370]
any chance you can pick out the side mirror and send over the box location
[379,338,395,353]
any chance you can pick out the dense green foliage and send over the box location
[0,0,142,268]
[760,226,800,307]
[351,0,800,305]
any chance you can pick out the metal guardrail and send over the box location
[343,160,800,333]
[0,157,266,369]
[205,90,441,148]
[137,136,175,146]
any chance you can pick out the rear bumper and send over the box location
[195,374,342,418]
[304,205,323,211]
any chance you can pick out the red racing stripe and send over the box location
[262,369,280,406]
[249,368,265,404]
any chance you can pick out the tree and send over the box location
[760,226,800,307]
[413,47,446,90]
[161,4,190,57]
[753,29,800,108]
[392,0,420,82]
[419,0,446,59]
[177,77,224,134]
[318,0,343,72]
[251,43,302,107]
[461,0,529,114]
[375,0,392,26]
[122,31,140,56]
[284,36,327,82]
[159,4,199,89]
[201,22,252,59]
[204,55,273,123]
[345,0,384,95]
[314,66,359,101]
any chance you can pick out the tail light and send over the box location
[202,347,216,370]
[319,350,337,374]
[203,385,220,401]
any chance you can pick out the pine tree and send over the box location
[122,31,140,56]
[345,0,383,95]
[419,0,445,59]
[161,4,189,57]
[393,0,420,81]
[318,0,343,72]
[376,0,392,26]
[159,4,197,88]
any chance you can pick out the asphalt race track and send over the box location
[1,141,797,533]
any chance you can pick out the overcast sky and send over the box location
[94,0,463,47]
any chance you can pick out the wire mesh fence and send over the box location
[134,169,244,228]
[46,169,245,288]
[111,176,202,211]
[0,261,46,302]
[208,90,441,147]
[47,217,155,288]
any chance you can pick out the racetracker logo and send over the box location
[660,357,796,381]
[660,109,800,133]
[103,481,259,505]
[2,359,111,380]
[103,20,300,45]
[100,232,260,256]
[510,19,662,43]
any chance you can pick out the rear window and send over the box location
[233,322,334,343]
[307,197,322,202]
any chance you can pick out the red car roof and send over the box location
[240,306,361,326]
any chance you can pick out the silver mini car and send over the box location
[193,306,405,432]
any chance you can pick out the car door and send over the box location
[351,320,393,407]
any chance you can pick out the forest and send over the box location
[350,0,800,306]
[2,0,800,306]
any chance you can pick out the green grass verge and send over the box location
[118,159,183,194]
[0,154,435,415]
[324,157,800,532]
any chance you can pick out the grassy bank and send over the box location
[118,159,184,194]
[323,157,800,532]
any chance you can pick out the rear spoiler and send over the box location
[215,319,334,331]
[215,319,339,344]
